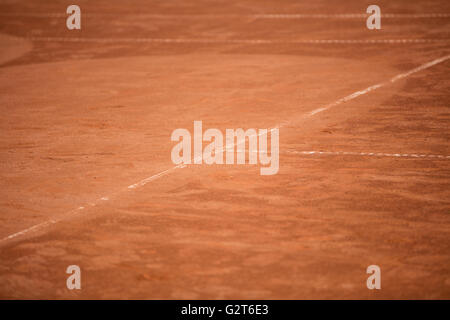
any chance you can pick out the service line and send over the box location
[1,13,450,19]
[28,37,450,44]
[286,150,450,159]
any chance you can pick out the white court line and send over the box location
[253,13,450,19]
[0,166,186,242]
[1,13,450,19]
[27,37,450,44]
[286,150,450,159]
[1,54,450,245]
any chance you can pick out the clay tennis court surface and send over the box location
[0,0,449,299]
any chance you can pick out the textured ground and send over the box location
[0,0,449,299]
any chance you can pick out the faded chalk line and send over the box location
[1,54,450,245]
[1,165,186,242]
[253,13,450,19]
[1,12,450,19]
[286,150,450,159]
[28,37,450,44]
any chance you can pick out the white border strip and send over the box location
[1,54,450,245]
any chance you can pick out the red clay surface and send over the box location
[0,0,449,299]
